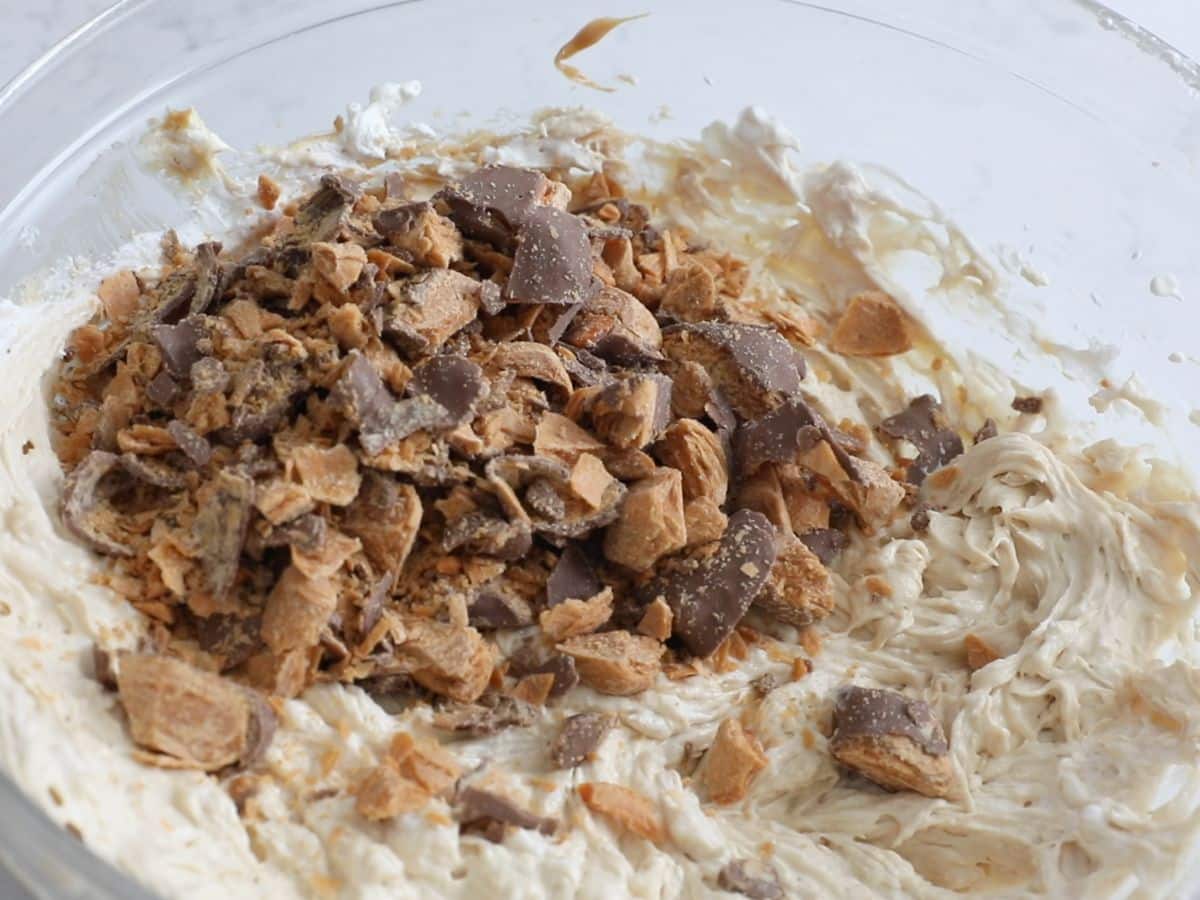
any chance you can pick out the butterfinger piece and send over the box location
[830,685,953,798]
[559,630,663,695]
[578,782,665,843]
[828,290,912,357]
[699,719,768,804]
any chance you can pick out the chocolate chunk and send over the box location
[642,509,777,658]
[408,355,487,425]
[440,165,551,249]
[192,470,254,600]
[973,418,998,444]
[145,370,179,407]
[733,399,822,477]
[831,685,949,756]
[478,280,506,316]
[60,450,132,556]
[289,173,360,245]
[456,786,558,842]
[119,453,187,489]
[434,695,535,736]
[508,650,579,698]
[550,712,614,769]
[93,645,118,691]
[467,588,535,629]
[373,201,432,240]
[591,331,663,366]
[507,206,597,306]
[798,528,847,565]
[151,317,207,377]
[486,455,626,541]
[148,270,196,327]
[240,689,277,768]
[149,242,222,325]
[166,420,212,467]
[733,397,862,485]
[188,242,224,317]
[878,395,964,485]
[332,351,450,455]
[225,360,307,443]
[195,614,262,671]
[560,348,611,388]
[546,545,603,607]
[717,859,784,899]
[1012,395,1043,414]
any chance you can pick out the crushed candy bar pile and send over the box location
[52,164,977,845]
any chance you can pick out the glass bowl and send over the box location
[1,1,1198,897]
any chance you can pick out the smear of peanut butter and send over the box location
[554,14,648,93]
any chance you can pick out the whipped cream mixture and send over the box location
[1,87,1198,900]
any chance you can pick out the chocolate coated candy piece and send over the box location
[194,613,262,671]
[289,173,360,245]
[508,650,579,698]
[831,685,948,756]
[145,370,179,407]
[733,398,824,478]
[167,420,212,467]
[798,528,847,565]
[546,545,603,607]
[643,509,777,658]
[61,450,133,556]
[507,206,597,306]
[192,470,254,600]
[332,351,451,455]
[440,165,550,248]
[151,317,207,377]
[466,588,535,629]
[456,786,558,842]
[878,395,964,485]
[664,321,805,409]
[550,713,615,769]
[409,355,487,425]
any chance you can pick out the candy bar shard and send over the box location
[878,395,964,485]
[829,290,912,357]
[662,322,804,419]
[753,535,835,627]
[642,509,776,658]
[830,685,953,798]
[60,451,134,556]
[551,713,615,769]
[507,206,597,306]
[116,654,264,771]
[559,631,663,696]
[456,786,558,842]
